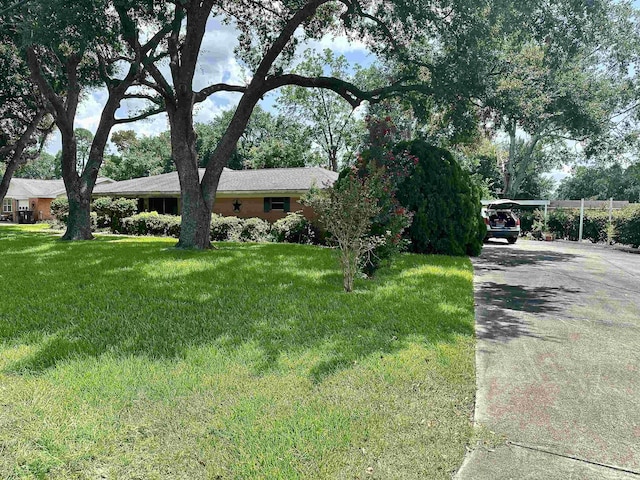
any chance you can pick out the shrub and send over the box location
[240,217,272,242]
[92,197,138,231]
[615,205,640,247]
[547,208,610,243]
[271,212,317,244]
[92,197,113,228]
[119,212,181,237]
[395,141,485,256]
[210,215,244,241]
[304,173,383,292]
[516,209,536,234]
[50,197,69,223]
[349,117,414,274]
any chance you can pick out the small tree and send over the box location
[304,174,382,292]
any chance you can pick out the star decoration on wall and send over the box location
[233,199,242,212]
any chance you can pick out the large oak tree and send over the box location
[3,0,170,239]
[125,0,546,249]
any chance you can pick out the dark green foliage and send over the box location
[210,215,245,242]
[50,197,69,222]
[119,212,181,237]
[271,212,317,244]
[396,141,485,256]
[615,206,640,248]
[92,197,137,230]
[239,217,271,242]
[546,208,608,243]
[515,209,536,234]
[545,207,640,247]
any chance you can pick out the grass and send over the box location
[0,224,476,479]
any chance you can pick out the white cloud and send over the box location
[310,33,369,55]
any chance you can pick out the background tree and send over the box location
[102,130,173,180]
[74,128,94,173]
[557,163,640,202]
[278,49,363,171]
[7,0,169,240]
[478,2,640,198]
[196,106,318,170]
[0,35,54,206]
[14,152,59,180]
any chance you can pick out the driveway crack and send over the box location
[507,440,640,476]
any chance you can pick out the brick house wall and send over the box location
[31,198,55,221]
[213,196,316,222]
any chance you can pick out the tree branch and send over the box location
[114,108,165,124]
[264,74,433,108]
[194,83,247,103]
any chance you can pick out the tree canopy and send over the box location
[557,163,640,202]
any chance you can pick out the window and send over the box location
[2,197,12,213]
[264,197,290,212]
[148,197,179,215]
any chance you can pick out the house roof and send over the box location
[6,177,114,200]
[93,167,339,196]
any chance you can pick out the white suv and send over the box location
[481,200,521,244]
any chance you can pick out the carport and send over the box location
[482,199,551,225]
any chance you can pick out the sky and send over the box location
[46,18,373,157]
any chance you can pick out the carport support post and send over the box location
[609,197,613,224]
[578,198,585,242]
[544,203,548,229]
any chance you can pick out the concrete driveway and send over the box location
[457,239,640,480]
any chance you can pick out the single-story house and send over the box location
[1,177,114,223]
[93,167,339,222]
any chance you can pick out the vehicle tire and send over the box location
[507,237,517,244]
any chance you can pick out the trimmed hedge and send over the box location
[210,215,245,242]
[118,213,304,244]
[271,212,317,244]
[118,212,181,237]
[615,205,640,248]
[93,197,138,230]
[544,206,640,247]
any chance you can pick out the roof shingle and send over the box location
[93,167,338,196]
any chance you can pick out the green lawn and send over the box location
[0,225,476,479]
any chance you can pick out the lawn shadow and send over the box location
[1,232,475,382]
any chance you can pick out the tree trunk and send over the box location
[63,189,93,240]
[329,147,338,172]
[169,106,213,249]
[0,157,22,206]
[176,166,212,249]
[0,108,47,205]
[504,122,517,198]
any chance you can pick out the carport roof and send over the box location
[481,199,550,207]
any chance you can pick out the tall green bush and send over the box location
[615,205,640,247]
[395,141,485,256]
